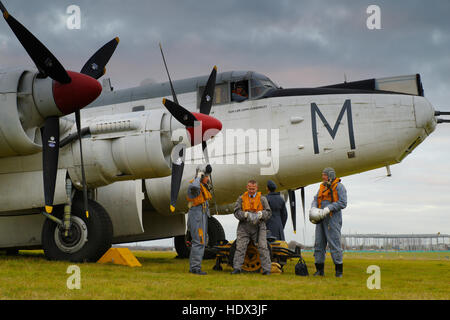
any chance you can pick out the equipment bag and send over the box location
[295,257,309,276]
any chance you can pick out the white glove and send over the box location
[309,207,327,224]
[323,207,330,215]
[257,211,263,220]
[244,211,249,219]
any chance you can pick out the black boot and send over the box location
[335,264,343,278]
[313,263,324,276]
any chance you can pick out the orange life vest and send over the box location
[241,191,263,212]
[186,179,212,207]
[317,178,341,209]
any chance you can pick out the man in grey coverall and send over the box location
[232,180,272,275]
[309,167,347,277]
[187,164,212,275]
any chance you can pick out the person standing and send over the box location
[265,180,288,241]
[232,180,272,275]
[186,164,212,275]
[309,167,347,277]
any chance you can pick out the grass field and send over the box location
[0,250,448,300]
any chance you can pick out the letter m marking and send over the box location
[311,99,356,154]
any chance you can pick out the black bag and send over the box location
[295,257,309,276]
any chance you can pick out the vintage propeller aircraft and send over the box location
[0,3,448,262]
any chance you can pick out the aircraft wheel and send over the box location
[174,216,225,259]
[41,199,113,262]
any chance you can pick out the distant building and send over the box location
[341,234,450,251]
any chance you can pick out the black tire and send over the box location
[41,199,113,262]
[174,233,190,259]
[174,216,226,259]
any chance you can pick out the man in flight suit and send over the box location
[309,167,347,277]
[187,164,212,275]
[265,180,288,241]
[232,180,272,275]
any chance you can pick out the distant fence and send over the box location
[340,234,450,251]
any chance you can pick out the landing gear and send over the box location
[174,216,226,259]
[41,199,113,262]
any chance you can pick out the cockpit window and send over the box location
[198,83,229,107]
[231,80,249,102]
[251,79,277,99]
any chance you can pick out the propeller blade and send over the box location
[169,144,186,212]
[207,171,219,215]
[288,189,296,234]
[198,66,219,213]
[199,66,217,116]
[77,37,120,217]
[75,111,89,218]
[80,37,120,80]
[300,186,306,225]
[159,42,179,105]
[41,117,60,214]
[0,2,71,84]
[201,140,219,215]
[162,98,198,127]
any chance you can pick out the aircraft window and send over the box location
[251,79,277,99]
[198,83,229,106]
[231,81,249,102]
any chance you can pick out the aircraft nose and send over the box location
[414,96,436,135]
[52,71,102,115]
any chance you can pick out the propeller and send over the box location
[0,2,118,216]
[158,44,221,212]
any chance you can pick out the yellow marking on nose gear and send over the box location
[45,206,53,214]
[170,205,175,212]
[86,210,89,218]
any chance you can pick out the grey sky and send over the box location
[1,0,449,245]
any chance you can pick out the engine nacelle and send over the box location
[0,68,75,157]
[67,109,188,188]
[0,69,41,157]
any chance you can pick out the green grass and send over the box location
[0,250,448,300]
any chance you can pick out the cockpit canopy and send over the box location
[197,70,278,107]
